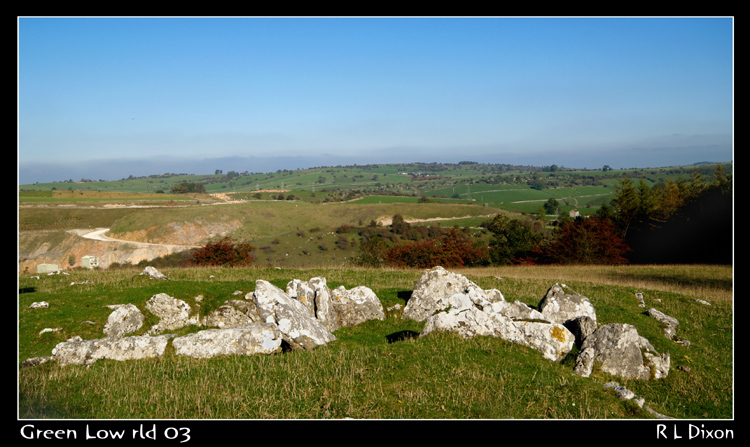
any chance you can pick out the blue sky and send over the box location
[18,17,733,184]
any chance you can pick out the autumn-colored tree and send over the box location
[384,228,489,268]
[355,236,391,267]
[534,216,630,265]
[189,237,255,267]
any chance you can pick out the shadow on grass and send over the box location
[385,330,420,344]
[397,290,412,302]
[610,270,732,292]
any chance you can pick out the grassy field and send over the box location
[18,264,732,421]
[20,162,731,215]
[19,199,498,243]
[18,189,199,204]
[17,161,734,428]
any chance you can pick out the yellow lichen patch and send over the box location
[550,325,568,343]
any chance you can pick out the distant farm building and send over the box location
[36,263,59,274]
[82,256,99,269]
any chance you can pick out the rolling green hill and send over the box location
[19,161,732,271]
[20,161,731,213]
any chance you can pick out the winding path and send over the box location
[69,228,201,249]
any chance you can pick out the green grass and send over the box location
[18,264,732,420]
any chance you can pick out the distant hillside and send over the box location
[20,162,732,219]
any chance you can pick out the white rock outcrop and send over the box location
[331,285,385,327]
[202,300,260,328]
[140,266,169,280]
[103,303,144,338]
[573,323,670,380]
[172,323,283,358]
[51,334,176,366]
[403,266,486,322]
[253,280,337,351]
[413,268,575,362]
[538,283,597,325]
[145,293,200,334]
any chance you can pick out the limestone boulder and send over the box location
[492,299,546,321]
[643,351,672,379]
[202,299,261,329]
[331,285,385,327]
[252,280,336,351]
[645,308,687,345]
[286,277,339,332]
[564,315,598,348]
[286,278,317,315]
[51,334,176,366]
[573,323,670,380]
[403,266,488,322]
[421,302,523,342]
[419,289,575,362]
[103,304,144,338]
[646,308,679,328]
[635,292,646,308]
[538,283,597,325]
[145,293,200,334]
[514,320,576,362]
[406,268,576,362]
[172,323,283,358]
[308,277,339,332]
[140,266,168,280]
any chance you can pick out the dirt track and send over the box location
[69,228,201,249]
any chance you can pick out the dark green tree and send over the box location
[609,177,639,236]
[543,198,559,215]
[485,215,542,265]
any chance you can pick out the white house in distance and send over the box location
[569,210,580,218]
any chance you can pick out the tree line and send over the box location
[356,164,732,267]
[601,164,732,264]
[171,182,206,194]
[169,164,731,269]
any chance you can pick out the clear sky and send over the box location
[18,16,733,184]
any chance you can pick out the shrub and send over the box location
[355,236,390,267]
[335,235,350,250]
[385,228,489,268]
[189,237,255,267]
[335,224,353,234]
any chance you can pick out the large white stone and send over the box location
[145,293,200,333]
[172,323,283,358]
[331,285,385,327]
[52,334,176,366]
[252,280,336,350]
[403,266,485,322]
[103,304,144,338]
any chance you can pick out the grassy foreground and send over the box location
[18,264,732,420]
